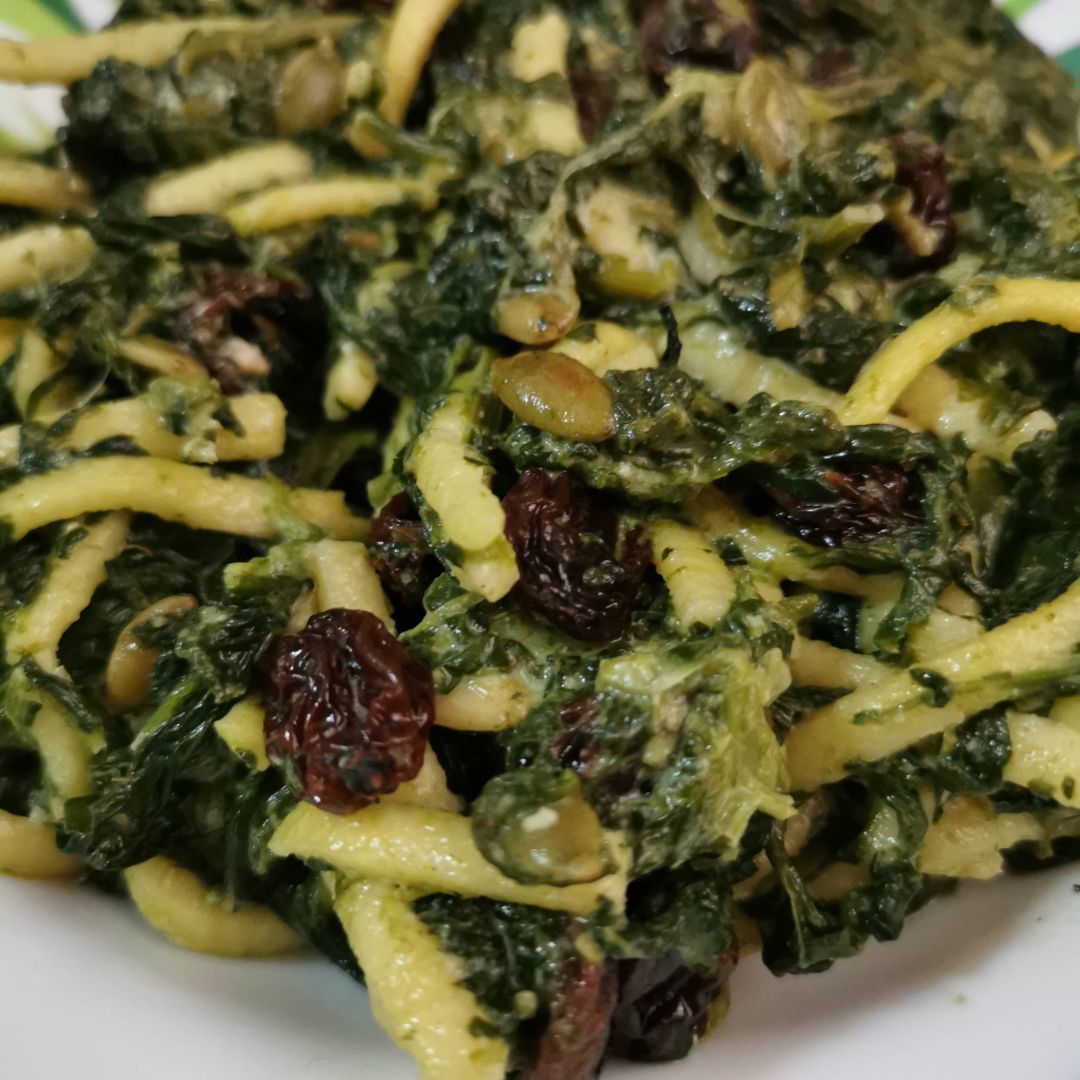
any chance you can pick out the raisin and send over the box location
[553,695,606,774]
[639,0,758,91]
[553,694,641,799]
[608,946,738,1063]
[522,949,618,1080]
[502,470,648,643]
[368,493,438,612]
[175,269,310,392]
[890,136,957,276]
[568,54,617,141]
[808,44,855,85]
[259,608,435,814]
[760,461,923,547]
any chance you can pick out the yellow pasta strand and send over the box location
[214,697,270,771]
[786,574,1080,790]
[1003,711,1080,809]
[0,319,26,365]
[0,457,365,542]
[917,795,1042,880]
[4,513,129,667]
[0,810,78,879]
[409,395,507,554]
[897,364,1055,463]
[509,10,571,83]
[0,226,93,297]
[335,879,509,1080]
[124,856,302,958]
[144,143,313,217]
[31,701,95,815]
[56,393,286,462]
[115,337,207,380]
[842,277,1080,425]
[1049,695,1080,733]
[323,341,378,421]
[679,320,840,410]
[687,487,904,602]
[3,516,128,814]
[435,672,534,732]
[304,536,458,803]
[553,321,659,375]
[905,607,983,661]
[380,751,462,813]
[306,539,394,628]
[0,16,360,85]
[270,802,626,915]
[225,173,446,235]
[0,159,89,213]
[650,519,736,632]
[9,329,72,423]
[215,699,459,812]
[449,542,521,604]
[788,636,892,690]
[216,545,459,810]
[379,0,465,127]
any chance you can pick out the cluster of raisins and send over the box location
[639,0,758,90]
[761,461,923,547]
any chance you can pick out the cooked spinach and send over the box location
[501,370,845,503]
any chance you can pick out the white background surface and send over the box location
[2,863,1077,1079]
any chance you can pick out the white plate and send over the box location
[2,862,1077,1079]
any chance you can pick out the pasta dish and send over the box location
[1,0,1079,1076]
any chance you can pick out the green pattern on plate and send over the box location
[38,0,82,29]
[2,0,75,36]
[1060,46,1080,83]
[1002,0,1042,18]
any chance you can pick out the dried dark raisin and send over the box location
[639,0,758,90]
[259,608,435,814]
[808,44,855,85]
[569,54,617,141]
[890,136,957,276]
[503,470,648,643]
[176,269,310,392]
[553,694,642,799]
[368,493,438,612]
[760,461,923,547]
[608,946,738,1063]
[522,949,618,1080]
